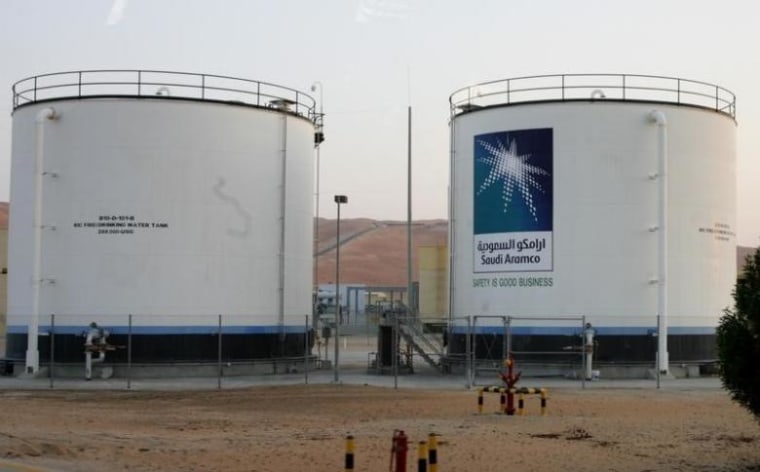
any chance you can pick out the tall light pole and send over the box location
[333,194,348,383]
[406,105,413,318]
[311,82,324,319]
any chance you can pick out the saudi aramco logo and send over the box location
[474,128,553,234]
[473,128,553,273]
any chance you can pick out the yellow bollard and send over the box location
[428,433,438,472]
[345,435,355,471]
[417,440,428,472]
[518,393,525,416]
[540,389,547,416]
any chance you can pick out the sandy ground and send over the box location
[0,382,758,472]
[1,337,759,471]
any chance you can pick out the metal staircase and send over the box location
[397,315,446,373]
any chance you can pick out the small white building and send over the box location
[317,283,367,316]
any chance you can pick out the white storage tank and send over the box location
[448,74,736,365]
[6,71,319,369]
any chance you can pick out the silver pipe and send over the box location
[127,314,132,390]
[649,110,669,375]
[393,313,399,390]
[28,107,58,374]
[279,115,288,328]
[447,117,455,325]
[466,316,472,388]
[49,313,55,389]
[217,314,222,390]
[311,81,323,330]
[304,314,309,385]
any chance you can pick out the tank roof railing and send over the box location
[12,70,318,123]
[450,73,736,119]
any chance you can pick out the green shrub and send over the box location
[717,246,760,419]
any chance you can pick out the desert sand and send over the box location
[0,381,759,472]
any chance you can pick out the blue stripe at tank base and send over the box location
[450,326,716,336]
[6,325,307,335]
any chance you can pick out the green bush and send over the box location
[717,246,760,419]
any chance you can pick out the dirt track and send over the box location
[0,384,759,472]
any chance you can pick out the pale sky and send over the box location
[1,0,758,246]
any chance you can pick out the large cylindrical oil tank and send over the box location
[448,74,736,364]
[6,71,318,366]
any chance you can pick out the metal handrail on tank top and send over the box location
[449,73,736,119]
[11,69,319,124]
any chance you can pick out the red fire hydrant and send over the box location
[499,357,522,415]
[390,430,408,472]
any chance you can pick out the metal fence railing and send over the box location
[0,312,720,390]
[12,70,319,123]
[3,313,316,389]
[445,313,721,388]
[450,73,736,119]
